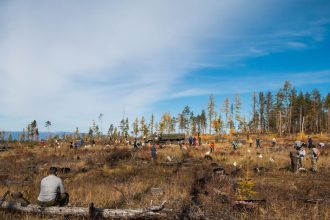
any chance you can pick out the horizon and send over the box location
[1,0,330,132]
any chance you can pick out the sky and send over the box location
[0,0,330,132]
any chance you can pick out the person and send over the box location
[55,139,60,148]
[307,136,313,148]
[74,140,79,150]
[37,167,69,207]
[256,137,261,148]
[297,146,306,168]
[289,148,299,172]
[232,140,238,150]
[198,136,202,146]
[133,138,138,149]
[248,138,253,147]
[311,145,320,172]
[294,140,303,149]
[193,136,197,147]
[80,139,84,147]
[69,141,73,149]
[272,137,277,147]
[189,136,193,147]
[318,142,325,148]
[210,142,215,152]
[151,144,157,161]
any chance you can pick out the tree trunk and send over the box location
[0,201,167,219]
[328,107,330,134]
[289,104,292,134]
[279,111,282,137]
[302,117,305,134]
[299,108,302,133]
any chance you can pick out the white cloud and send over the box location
[0,0,328,131]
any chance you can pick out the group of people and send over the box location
[36,135,325,209]
[188,134,202,147]
[247,136,264,148]
[290,136,321,172]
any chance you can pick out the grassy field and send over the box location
[0,134,329,219]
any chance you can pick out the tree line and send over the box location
[106,81,330,139]
[1,81,329,143]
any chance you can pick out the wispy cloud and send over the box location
[171,70,330,98]
[287,41,308,49]
[0,0,329,131]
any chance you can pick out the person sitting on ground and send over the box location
[37,167,69,207]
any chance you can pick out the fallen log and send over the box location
[0,201,167,219]
[298,198,325,204]
[233,200,266,210]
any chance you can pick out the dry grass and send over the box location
[0,134,329,219]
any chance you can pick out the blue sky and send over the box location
[0,0,330,132]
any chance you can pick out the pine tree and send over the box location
[258,92,265,133]
[252,93,259,133]
[140,116,149,137]
[200,110,207,134]
[149,114,155,135]
[20,128,26,142]
[265,92,273,133]
[8,133,13,142]
[178,113,185,133]
[312,89,322,133]
[208,95,216,134]
[87,128,94,140]
[124,118,129,138]
[75,127,80,139]
[275,90,284,136]
[170,117,177,133]
[182,106,191,134]
[325,93,330,133]
[45,121,51,139]
[235,94,242,127]
[221,98,229,131]
[0,131,5,143]
[133,117,139,137]
[98,113,104,134]
[108,124,114,138]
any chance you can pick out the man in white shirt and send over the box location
[311,146,320,172]
[37,167,69,207]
